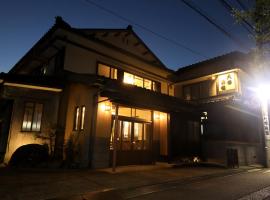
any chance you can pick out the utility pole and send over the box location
[233,0,270,167]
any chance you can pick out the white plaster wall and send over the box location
[3,87,60,163]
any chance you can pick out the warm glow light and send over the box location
[160,113,165,120]
[111,105,116,115]
[154,112,160,120]
[101,102,111,112]
[123,72,134,84]
[4,82,62,92]
[218,72,236,92]
[154,112,166,120]
[211,76,216,80]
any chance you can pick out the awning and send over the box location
[0,73,64,92]
[100,79,196,113]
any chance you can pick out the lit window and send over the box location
[134,76,143,88]
[118,106,132,117]
[123,72,134,84]
[98,63,117,79]
[98,64,110,78]
[32,104,43,132]
[22,102,43,132]
[74,107,80,131]
[80,106,86,130]
[123,121,131,139]
[144,79,152,90]
[111,68,117,79]
[134,109,151,121]
[123,72,156,91]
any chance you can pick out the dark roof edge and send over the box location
[9,16,70,74]
[175,51,246,74]
[9,17,173,74]
[75,24,173,73]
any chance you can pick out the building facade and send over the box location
[173,52,263,166]
[0,17,264,168]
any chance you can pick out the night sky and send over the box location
[0,0,255,72]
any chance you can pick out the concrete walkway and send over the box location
[0,163,261,200]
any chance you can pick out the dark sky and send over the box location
[0,0,254,72]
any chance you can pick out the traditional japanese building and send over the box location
[0,17,264,168]
[0,17,196,168]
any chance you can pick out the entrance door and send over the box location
[110,118,152,165]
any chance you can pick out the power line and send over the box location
[84,0,207,58]
[219,0,254,36]
[180,0,248,49]
[235,0,248,10]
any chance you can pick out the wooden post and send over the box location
[112,104,119,172]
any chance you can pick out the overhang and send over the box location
[0,73,63,92]
[99,79,196,113]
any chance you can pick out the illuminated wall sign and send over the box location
[217,72,236,93]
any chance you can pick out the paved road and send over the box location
[125,169,270,200]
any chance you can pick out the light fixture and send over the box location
[154,112,160,120]
[101,102,111,112]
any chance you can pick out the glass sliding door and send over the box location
[110,118,152,165]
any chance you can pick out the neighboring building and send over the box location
[0,17,264,168]
[173,52,263,166]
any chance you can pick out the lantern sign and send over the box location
[218,72,236,93]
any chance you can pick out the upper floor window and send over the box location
[98,63,117,79]
[97,63,161,92]
[22,102,43,132]
[123,72,159,91]
[183,80,211,100]
[183,72,238,100]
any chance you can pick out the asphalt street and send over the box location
[128,169,270,200]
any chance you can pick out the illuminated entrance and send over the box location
[110,117,152,165]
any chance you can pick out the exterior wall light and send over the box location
[154,112,160,120]
[160,113,165,120]
[101,102,111,112]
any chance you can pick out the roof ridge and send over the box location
[175,51,246,74]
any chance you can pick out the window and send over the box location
[123,72,134,84]
[183,80,211,100]
[112,105,152,122]
[144,79,152,90]
[22,102,43,132]
[123,72,157,91]
[110,120,151,151]
[98,63,117,79]
[80,106,86,130]
[74,106,86,131]
[74,107,80,131]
